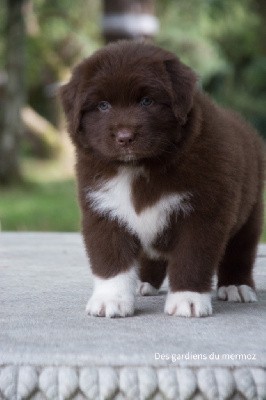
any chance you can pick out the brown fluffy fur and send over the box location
[60,40,264,311]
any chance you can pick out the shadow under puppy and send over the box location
[60,40,264,318]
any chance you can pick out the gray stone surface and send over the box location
[1,232,266,369]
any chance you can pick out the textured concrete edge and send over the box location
[0,365,265,400]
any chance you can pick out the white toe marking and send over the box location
[164,291,212,317]
[218,285,257,302]
[218,285,241,302]
[86,268,137,318]
[86,296,134,318]
[239,285,258,302]
[137,282,158,296]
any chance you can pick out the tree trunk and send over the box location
[102,0,159,43]
[0,0,26,185]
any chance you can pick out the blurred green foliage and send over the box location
[0,0,102,123]
[1,0,265,135]
[157,0,266,136]
[25,0,101,85]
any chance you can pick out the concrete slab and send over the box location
[1,233,266,399]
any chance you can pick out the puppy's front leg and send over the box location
[83,212,139,318]
[165,216,227,317]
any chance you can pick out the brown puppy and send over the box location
[60,40,264,318]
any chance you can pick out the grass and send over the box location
[0,179,80,231]
[261,219,266,243]
[0,157,266,242]
[0,157,80,232]
[262,192,266,242]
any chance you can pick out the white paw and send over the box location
[86,268,137,318]
[164,291,212,317]
[137,282,158,296]
[86,294,134,317]
[218,285,257,302]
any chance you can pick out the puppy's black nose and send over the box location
[116,129,134,146]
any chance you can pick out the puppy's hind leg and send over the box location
[217,200,263,303]
[137,252,167,296]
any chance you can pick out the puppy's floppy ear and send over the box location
[164,58,197,125]
[60,72,83,136]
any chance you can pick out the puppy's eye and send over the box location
[140,97,153,107]
[98,101,111,111]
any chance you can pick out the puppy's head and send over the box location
[60,40,197,163]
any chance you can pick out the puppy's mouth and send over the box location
[115,147,160,163]
[116,147,140,163]
[118,154,138,162]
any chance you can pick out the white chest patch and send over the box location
[86,167,192,256]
